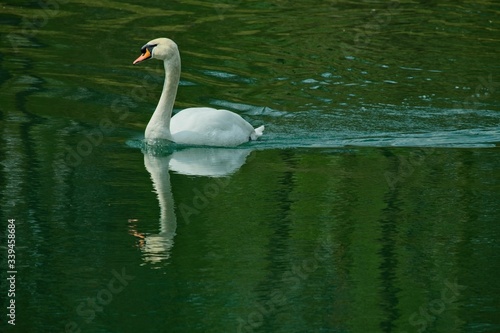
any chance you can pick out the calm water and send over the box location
[1,1,500,332]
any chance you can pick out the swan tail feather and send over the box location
[250,125,265,141]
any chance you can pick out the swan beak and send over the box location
[133,48,152,65]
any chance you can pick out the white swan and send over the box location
[133,37,264,147]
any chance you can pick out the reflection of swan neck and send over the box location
[145,155,177,235]
[153,167,174,235]
[145,55,181,141]
[142,155,177,264]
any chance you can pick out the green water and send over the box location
[1,1,499,332]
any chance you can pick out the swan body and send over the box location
[133,38,264,147]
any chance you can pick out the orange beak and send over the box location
[133,48,152,65]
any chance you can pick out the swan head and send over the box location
[133,38,179,65]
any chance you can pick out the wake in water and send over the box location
[256,103,500,149]
[127,104,499,150]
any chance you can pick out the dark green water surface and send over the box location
[1,1,499,332]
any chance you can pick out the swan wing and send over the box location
[170,108,259,147]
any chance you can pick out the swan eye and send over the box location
[148,45,157,56]
[141,44,157,55]
[133,44,157,64]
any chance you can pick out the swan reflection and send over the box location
[131,147,252,265]
[169,148,251,177]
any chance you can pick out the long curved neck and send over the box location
[145,52,181,141]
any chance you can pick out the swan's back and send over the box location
[170,107,262,147]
